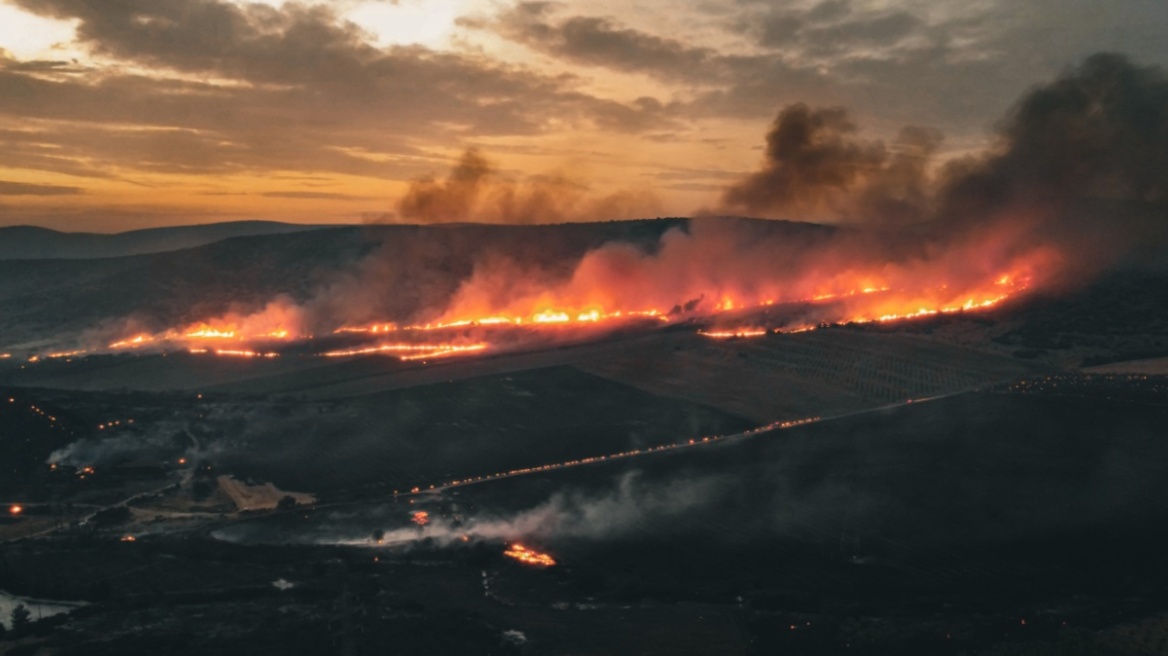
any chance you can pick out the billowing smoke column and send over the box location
[387,148,662,225]
[721,104,943,226]
[91,53,1168,356]
[936,53,1168,269]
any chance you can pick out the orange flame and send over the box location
[189,348,279,358]
[92,236,1046,365]
[698,329,770,339]
[503,543,556,567]
[321,343,487,360]
[185,328,236,339]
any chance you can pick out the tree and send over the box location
[10,604,31,636]
[371,529,385,544]
[276,495,297,510]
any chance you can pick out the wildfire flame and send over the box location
[70,246,1040,365]
[698,329,770,339]
[188,348,279,358]
[503,543,556,567]
[186,328,237,339]
[411,511,430,526]
[322,343,487,360]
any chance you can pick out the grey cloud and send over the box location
[476,3,840,123]
[260,191,378,201]
[0,0,670,183]
[729,0,1168,134]
[805,0,852,23]
[0,56,89,75]
[0,180,84,196]
[737,1,928,49]
[486,2,718,83]
[480,1,827,92]
[801,11,922,51]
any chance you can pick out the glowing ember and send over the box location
[532,310,571,324]
[188,348,279,358]
[322,343,488,361]
[185,328,236,339]
[40,350,87,360]
[120,535,136,542]
[109,334,155,349]
[503,543,556,567]
[338,306,667,337]
[698,329,770,339]
[411,511,430,526]
[9,504,22,515]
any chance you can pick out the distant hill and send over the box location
[0,218,732,348]
[0,221,336,260]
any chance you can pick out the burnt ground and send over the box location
[0,374,1167,655]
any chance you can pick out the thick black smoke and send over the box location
[936,53,1168,271]
[721,103,942,225]
[941,53,1168,220]
[724,53,1168,269]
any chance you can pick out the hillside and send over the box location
[0,221,334,260]
[0,217,784,349]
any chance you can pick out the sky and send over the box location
[0,0,1166,232]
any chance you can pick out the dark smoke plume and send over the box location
[397,149,492,223]
[724,53,1168,268]
[937,53,1168,269]
[942,53,1168,219]
[721,103,942,225]
[389,148,660,224]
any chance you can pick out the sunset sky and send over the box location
[1,0,1166,232]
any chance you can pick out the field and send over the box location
[4,377,1166,655]
[3,263,1168,654]
[576,329,1042,421]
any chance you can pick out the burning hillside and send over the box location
[5,55,1167,364]
[41,243,1037,364]
[8,221,1048,364]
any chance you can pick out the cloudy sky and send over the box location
[0,0,1166,231]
